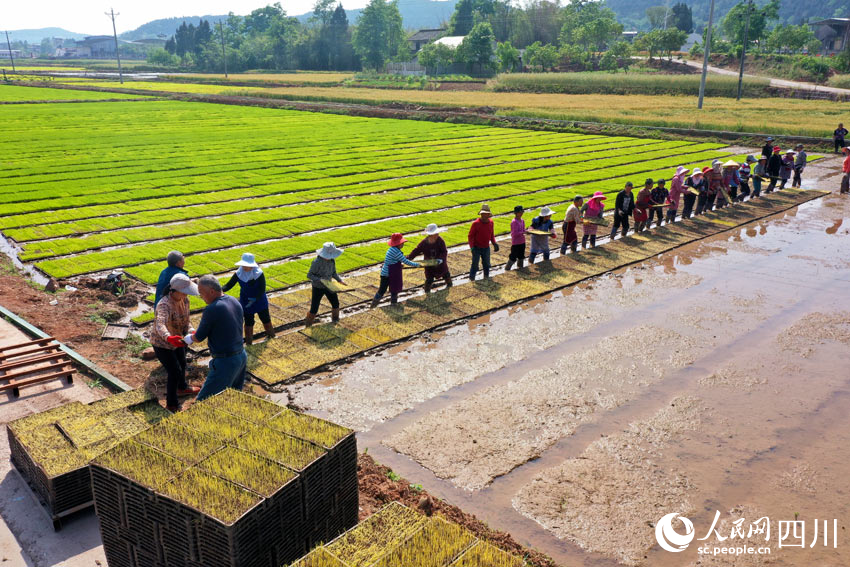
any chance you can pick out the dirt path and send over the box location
[681,59,850,96]
[277,156,850,565]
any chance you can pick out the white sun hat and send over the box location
[235,252,259,268]
[540,206,554,216]
[317,242,344,260]
[424,223,446,235]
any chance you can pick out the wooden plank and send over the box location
[0,369,74,393]
[0,337,55,352]
[0,352,69,373]
[0,344,61,362]
[0,362,72,382]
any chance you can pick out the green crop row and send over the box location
[3,133,636,234]
[18,139,692,257]
[35,146,726,279]
[0,84,151,102]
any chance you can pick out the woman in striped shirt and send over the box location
[370,233,420,307]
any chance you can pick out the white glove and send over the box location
[183,334,195,346]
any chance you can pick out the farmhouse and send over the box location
[77,36,116,58]
[408,28,445,53]
[811,18,849,54]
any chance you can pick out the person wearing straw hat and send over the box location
[561,196,583,254]
[695,166,713,215]
[752,155,767,198]
[152,273,201,412]
[610,182,634,239]
[222,252,272,346]
[682,168,703,218]
[306,242,345,327]
[528,206,556,263]
[185,275,247,402]
[705,160,726,211]
[718,161,740,208]
[779,149,795,190]
[409,224,451,293]
[792,144,807,188]
[840,146,850,194]
[580,192,606,248]
[506,205,527,270]
[468,204,499,280]
[648,179,668,227]
[667,166,689,223]
[371,233,420,308]
[738,155,756,201]
[765,146,782,193]
[634,178,652,232]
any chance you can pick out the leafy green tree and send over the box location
[766,23,818,54]
[449,0,495,36]
[560,0,624,57]
[496,41,520,71]
[635,28,686,60]
[418,41,455,74]
[352,0,404,70]
[525,41,559,71]
[457,22,496,73]
[608,40,634,69]
[147,48,180,67]
[721,0,779,52]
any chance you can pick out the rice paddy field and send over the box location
[38,78,850,136]
[0,84,151,101]
[0,86,745,302]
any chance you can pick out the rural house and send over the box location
[408,28,446,53]
[811,18,849,54]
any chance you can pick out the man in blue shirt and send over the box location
[154,251,187,306]
[182,274,246,401]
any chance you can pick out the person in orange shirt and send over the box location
[841,147,850,194]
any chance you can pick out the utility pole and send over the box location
[736,0,753,101]
[106,8,123,84]
[4,31,15,71]
[218,21,228,78]
[698,0,715,109]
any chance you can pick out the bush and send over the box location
[489,72,771,97]
[146,48,180,68]
[827,74,850,89]
[790,56,832,83]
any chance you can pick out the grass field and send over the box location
[0,96,737,300]
[0,84,151,101]
[166,72,354,85]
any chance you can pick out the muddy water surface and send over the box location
[278,187,850,566]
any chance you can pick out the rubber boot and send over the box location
[304,312,317,327]
[505,259,515,271]
[244,325,254,345]
[370,296,381,309]
[331,308,340,322]
[590,235,596,248]
[517,258,524,269]
[263,321,276,339]
[582,235,589,249]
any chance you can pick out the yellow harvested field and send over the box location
[255,86,848,137]
[168,72,353,83]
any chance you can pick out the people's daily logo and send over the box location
[655,513,695,552]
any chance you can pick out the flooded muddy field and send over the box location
[275,156,850,566]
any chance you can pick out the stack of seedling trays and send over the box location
[290,502,526,567]
[6,389,168,530]
[90,389,358,567]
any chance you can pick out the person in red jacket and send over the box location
[841,146,850,194]
[468,204,499,281]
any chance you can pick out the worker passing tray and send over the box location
[582,217,610,226]
[526,229,554,236]
[403,259,442,268]
[321,279,353,293]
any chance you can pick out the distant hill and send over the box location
[608,0,849,31]
[6,28,89,44]
[119,15,230,40]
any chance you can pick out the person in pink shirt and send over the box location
[505,205,527,270]
[666,166,689,223]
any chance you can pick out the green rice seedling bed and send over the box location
[451,541,526,567]
[91,389,358,566]
[6,389,169,526]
